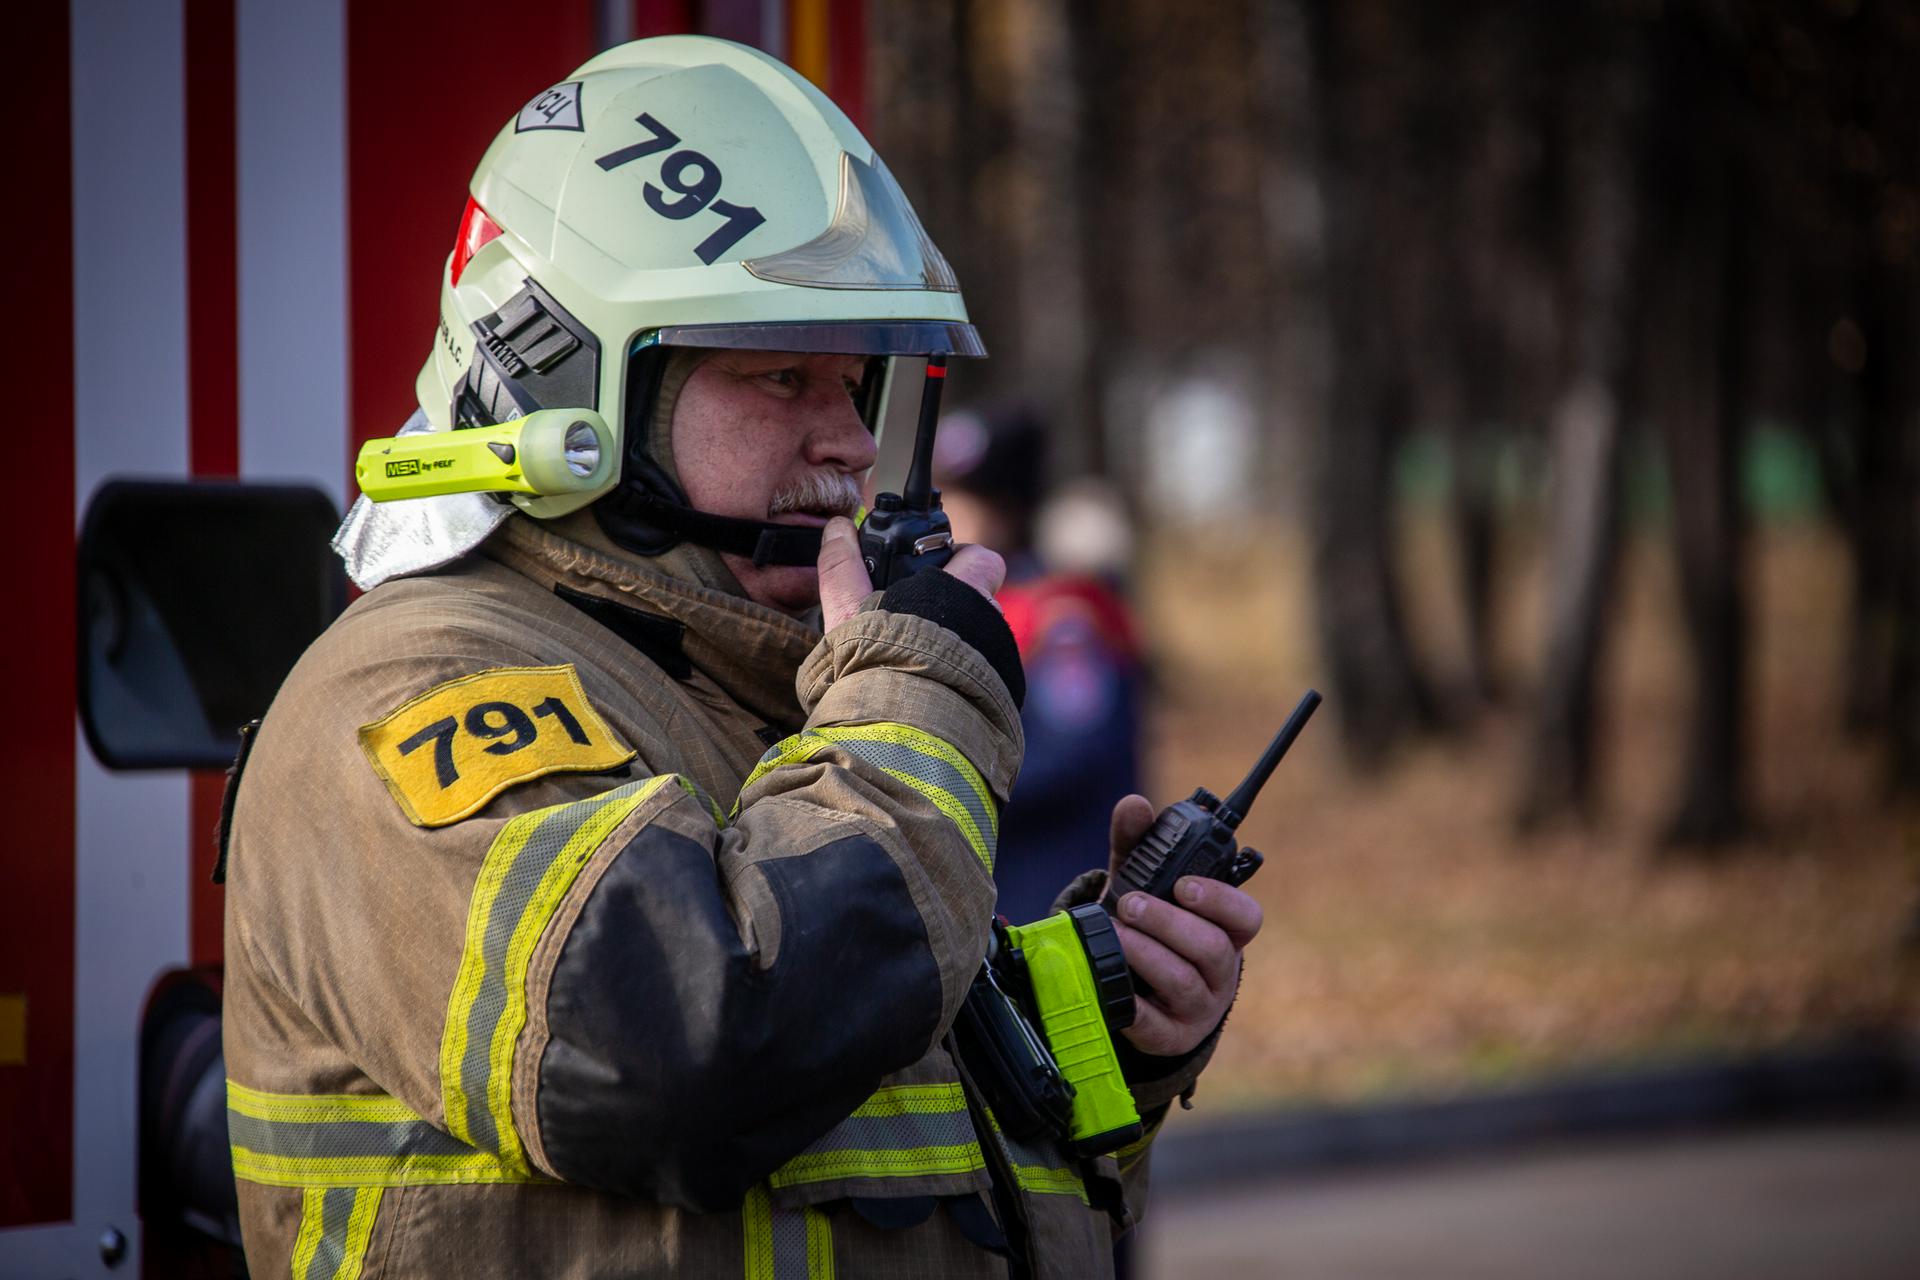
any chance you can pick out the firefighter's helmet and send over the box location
[419,34,981,561]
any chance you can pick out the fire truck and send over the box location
[5,4,869,1274]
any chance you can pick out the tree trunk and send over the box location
[1659,109,1749,850]
[1874,270,1920,790]
[1303,0,1439,765]
[1520,17,1641,826]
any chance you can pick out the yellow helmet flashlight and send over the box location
[354,409,614,503]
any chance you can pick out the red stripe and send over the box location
[700,0,764,46]
[827,0,867,132]
[185,0,239,481]
[632,0,696,37]
[345,1,593,488]
[2,0,76,1231]
[184,0,238,970]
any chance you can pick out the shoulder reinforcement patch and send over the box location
[358,664,635,827]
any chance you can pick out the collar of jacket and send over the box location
[484,511,818,732]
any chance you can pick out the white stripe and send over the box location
[71,0,189,491]
[69,0,192,1253]
[760,0,787,60]
[237,0,348,505]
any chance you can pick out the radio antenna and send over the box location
[1218,689,1322,829]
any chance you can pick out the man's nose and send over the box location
[800,383,878,472]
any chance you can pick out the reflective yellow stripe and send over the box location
[227,1081,536,1189]
[772,1141,986,1185]
[1112,1111,1162,1172]
[736,733,831,801]
[739,724,999,872]
[743,1185,775,1280]
[677,774,728,827]
[1010,1163,1089,1200]
[289,1185,383,1280]
[290,1187,327,1277]
[812,725,997,871]
[765,1083,1089,1198]
[809,725,995,837]
[846,1082,968,1118]
[227,1081,419,1125]
[990,1110,1091,1204]
[230,1148,532,1188]
[743,1184,835,1278]
[441,775,677,1171]
[770,1083,985,1189]
[334,1187,383,1280]
[871,763,994,872]
[805,1206,835,1278]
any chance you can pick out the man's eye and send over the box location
[759,368,800,390]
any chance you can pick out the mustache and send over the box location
[767,471,863,518]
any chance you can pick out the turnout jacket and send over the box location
[224,515,1196,1279]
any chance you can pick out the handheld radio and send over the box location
[1103,689,1322,911]
[858,356,956,586]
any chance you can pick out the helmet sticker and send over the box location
[517,82,584,133]
[595,111,768,265]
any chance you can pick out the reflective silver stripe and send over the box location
[227,1081,532,1188]
[785,1108,977,1162]
[769,1204,811,1277]
[226,1110,474,1163]
[741,725,998,873]
[293,1185,382,1280]
[745,1187,834,1280]
[770,1083,984,1188]
[442,776,672,1166]
[833,737,995,853]
[1001,1126,1087,1202]
[813,728,997,872]
[451,792,590,1155]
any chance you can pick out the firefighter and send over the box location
[222,36,1259,1277]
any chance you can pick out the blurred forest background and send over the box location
[868,0,1920,1103]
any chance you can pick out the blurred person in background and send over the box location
[936,405,1148,926]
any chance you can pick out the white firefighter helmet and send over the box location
[417,34,982,542]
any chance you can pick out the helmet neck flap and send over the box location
[592,343,846,569]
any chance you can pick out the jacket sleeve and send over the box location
[1048,867,1222,1235]
[502,602,1021,1210]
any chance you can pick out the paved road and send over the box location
[1140,1119,1920,1279]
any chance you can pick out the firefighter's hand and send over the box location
[1105,793,1263,1058]
[818,517,1006,632]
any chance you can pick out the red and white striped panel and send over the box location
[3,0,863,1270]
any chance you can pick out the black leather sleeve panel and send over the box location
[536,828,944,1211]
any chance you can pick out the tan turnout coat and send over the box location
[224,515,1194,1279]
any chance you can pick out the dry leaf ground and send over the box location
[1136,515,1920,1109]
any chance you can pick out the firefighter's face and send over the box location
[672,350,877,616]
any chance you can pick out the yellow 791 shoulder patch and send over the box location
[358,664,636,828]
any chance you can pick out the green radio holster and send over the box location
[953,903,1143,1158]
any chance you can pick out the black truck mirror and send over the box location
[77,479,345,770]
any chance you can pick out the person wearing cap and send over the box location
[221,37,1259,1278]
[935,405,1150,930]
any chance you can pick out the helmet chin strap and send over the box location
[591,344,839,569]
[609,490,828,567]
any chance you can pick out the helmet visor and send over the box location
[642,320,985,359]
[744,152,961,292]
